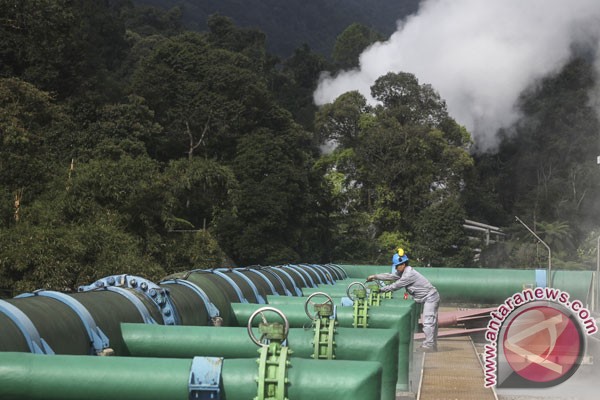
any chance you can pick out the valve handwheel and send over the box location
[304,292,334,320]
[346,282,367,300]
[247,306,290,347]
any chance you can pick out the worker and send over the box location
[367,250,440,352]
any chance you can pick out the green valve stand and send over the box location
[304,292,337,360]
[247,306,291,400]
[347,282,369,328]
[366,282,382,306]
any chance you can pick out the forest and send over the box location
[1,0,599,296]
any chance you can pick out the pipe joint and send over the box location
[78,275,179,326]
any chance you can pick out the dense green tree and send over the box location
[413,196,472,267]
[0,218,165,293]
[206,14,267,73]
[61,156,168,244]
[121,3,183,36]
[315,91,369,148]
[273,44,332,130]
[215,123,317,265]
[162,157,238,231]
[131,31,272,161]
[536,220,575,260]
[0,0,129,99]
[161,230,228,274]
[332,23,383,70]
[315,72,473,263]
[75,95,162,161]
[0,78,73,206]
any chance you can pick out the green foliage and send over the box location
[0,0,128,98]
[315,91,369,148]
[329,211,379,264]
[333,23,383,70]
[121,3,183,36]
[273,44,332,130]
[0,219,164,293]
[76,95,162,161]
[131,31,272,161]
[315,72,474,264]
[161,230,228,274]
[376,231,411,265]
[206,14,267,72]
[413,196,472,267]
[162,158,238,230]
[576,230,599,270]
[215,125,317,265]
[0,78,72,201]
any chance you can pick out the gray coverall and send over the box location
[371,266,440,349]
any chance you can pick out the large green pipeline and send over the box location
[0,352,382,400]
[266,293,410,307]
[339,265,594,304]
[231,302,415,391]
[301,285,402,299]
[120,323,399,400]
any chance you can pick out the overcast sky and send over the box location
[313,0,600,152]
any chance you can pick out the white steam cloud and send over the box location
[314,0,600,152]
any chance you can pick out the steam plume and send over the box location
[314,0,600,152]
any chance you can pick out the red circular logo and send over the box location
[503,305,582,384]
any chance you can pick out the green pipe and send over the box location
[301,285,402,299]
[121,323,398,400]
[0,352,382,400]
[419,268,594,304]
[339,265,594,304]
[223,357,382,400]
[0,352,198,399]
[231,302,415,391]
[266,293,408,307]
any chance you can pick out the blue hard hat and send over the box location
[392,253,409,266]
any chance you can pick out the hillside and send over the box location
[133,0,421,57]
